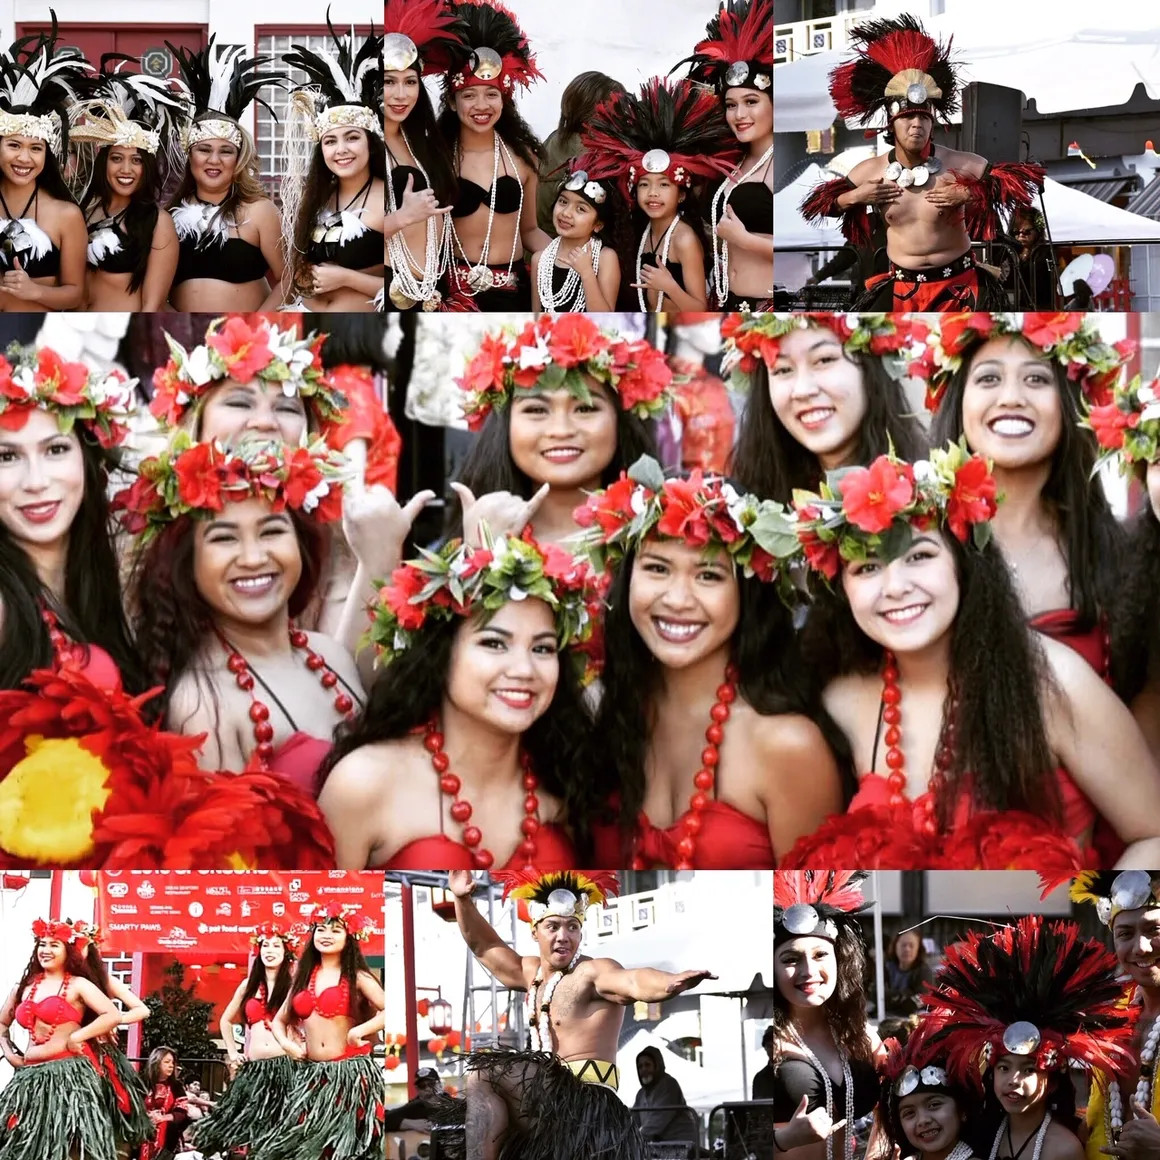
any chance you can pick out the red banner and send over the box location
[95,871,384,954]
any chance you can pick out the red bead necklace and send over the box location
[880,651,957,835]
[632,662,739,872]
[421,717,541,870]
[24,972,71,1044]
[219,624,358,770]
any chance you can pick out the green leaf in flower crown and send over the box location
[972,519,993,552]
[563,367,593,404]
[875,519,915,563]
[538,361,567,391]
[628,454,666,492]
[749,503,801,559]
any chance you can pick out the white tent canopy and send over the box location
[775,4,1160,134]
[777,164,1160,253]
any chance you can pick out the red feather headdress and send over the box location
[922,915,1136,1089]
[492,870,620,926]
[384,0,468,77]
[774,871,871,941]
[442,0,542,97]
[678,0,773,98]
[829,14,959,128]
[879,1019,974,1148]
[581,77,742,199]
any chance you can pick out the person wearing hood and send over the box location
[633,1046,699,1145]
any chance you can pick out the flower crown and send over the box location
[367,531,595,664]
[792,441,1000,581]
[721,311,920,387]
[113,434,351,543]
[909,312,1136,411]
[250,921,303,951]
[149,316,339,429]
[572,454,797,584]
[1084,375,1160,469]
[307,902,375,942]
[0,344,138,449]
[456,314,673,432]
[31,918,87,944]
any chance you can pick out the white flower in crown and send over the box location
[721,481,750,533]
[184,345,216,386]
[1139,384,1157,404]
[518,335,552,371]
[10,364,36,400]
[912,459,937,484]
[630,486,648,516]
[1143,401,1160,423]
[301,479,332,514]
[90,370,138,417]
[508,584,528,601]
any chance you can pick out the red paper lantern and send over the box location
[416,998,430,1018]
[384,1055,401,1071]
[427,1037,446,1056]
[445,1030,462,1050]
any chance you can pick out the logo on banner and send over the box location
[137,882,155,899]
[158,926,197,950]
[108,882,129,898]
[189,903,204,918]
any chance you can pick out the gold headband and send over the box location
[313,104,382,141]
[184,117,243,150]
[71,104,160,155]
[0,110,62,155]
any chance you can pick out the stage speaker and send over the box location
[960,81,1024,162]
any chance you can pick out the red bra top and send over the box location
[849,769,1098,846]
[268,732,332,796]
[377,822,575,871]
[15,978,81,1030]
[290,969,350,1020]
[1028,608,1109,679]
[243,985,274,1027]
[591,802,774,870]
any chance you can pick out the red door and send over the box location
[14,24,205,80]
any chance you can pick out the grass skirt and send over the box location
[466,1049,645,1160]
[0,1054,117,1160]
[249,1053,383,1160]
[194,1055,297,1156]
[94,1041,154,1152]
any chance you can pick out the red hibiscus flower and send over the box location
[35,348,90,406]
[0,402,34,432]
[610,341,672,412]
[0,354,20,400]
[280,448,325,510]
[1086,402,1137,450]
[149,361,186,425]
[538,541,585,588]
[1021,312,1081,349]
[546,314,609,368]
[942,811,1090,872]
[938,312,995,355]
[719,313,744,342]
[656,473,713,545]
[779,804,934,869]
[174,443,225,511]
[206,317,274,383]
[458,548,494,582]
[946,454,998,540]
[839,458,914,534]
[797,526,841,580]
[456,333,510,410]
[110,475,162,535]
[384,565,428,630]
[573,474,641,539]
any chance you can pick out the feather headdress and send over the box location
[385,0,468,76]
[492,870,620,927]
[678,0,773,97]
[879,1019,974,1149]
[168,36,285,151]
[774,871,871,941]
[1069,870,1160,927]
[442,0,543,98]
[0,12,91,155]
[923,915,1136,1089]
[581,77,742,199]
[829,14,959,128]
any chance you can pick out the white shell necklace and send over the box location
[636,217,680,313]
[528,948,582,1053]
[450,133,524,296]
[537,236,602,314]
[943,1142,977,1160]
[385,130,448,311]
[1107,1010,1160,1141]
[788,1026,855,1160]
[710,142,773,307]
[988,1112,1051,1160]
[884,147,944,189]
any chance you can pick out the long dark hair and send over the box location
[438,101,543,169]
[581,541,855,861]
[0,431,145,694]
[16,938,100,1026]
[929,347,1126,656]
[1111,504,1160,703]
[730,355,929,504]
[85,145,161,293]
[773,925,872,1065]
[129,509,326,727]
[241,944,295,1017]
[289,131,387,298]
[557,72,627,137]
[801,534,1062,829]
[20,134,78,204]
[285,931,376,1027]
[316,611,591,806]
[390,78,457,208]
[445,396,657,539]
[143,1045,184,1092]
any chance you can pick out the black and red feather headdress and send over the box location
[829,14,959,128]
[774,871,871,942]
[679,0,773,98]
[442,0,542,99]
[922,915,1135,1089]
[384,0,467,77]
[879,1019,974,1149]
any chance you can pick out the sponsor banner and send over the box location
[95,871,384,954]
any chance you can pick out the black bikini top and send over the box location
[86,205,153,275]
[0,189,61,279]
[452,174,521,218]
[173,234,268,286]
[727,182,773,235]
[389,165,429,204]
[641,248,685,291]
[305,179,384,271]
